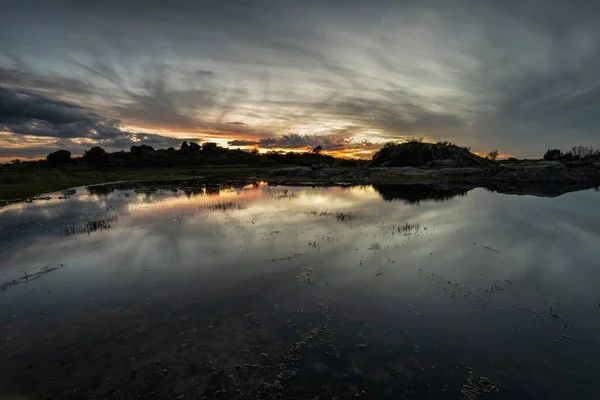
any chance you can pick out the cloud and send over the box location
[0,86,197,154]
[228,133,381,153]
[3,0,600,158]
[0,86,127,139]
[227,139,258,147]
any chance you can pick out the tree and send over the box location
[46,149,72,163]
[202,142,218,152]
[486,149,499,161]
[250,148,259,156]
[83,146,109,165]
[543,149,563,161]
[571,146,595,158]
[312,145,323,154]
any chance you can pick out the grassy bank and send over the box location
[0,164,275,203]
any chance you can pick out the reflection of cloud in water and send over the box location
[2,183,600,398]
[2,183,600,301]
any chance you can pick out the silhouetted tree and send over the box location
[130,145,155,154]
[250,148,259,155]
[570,146,596,158]
[180,141,190,152]
[486,149,499,161]
[83,146,109,165]
[189,142,201,152]
[543,149,563,161]
[46,149,72,163]
[312,145,323,154]
[202,142,218,152]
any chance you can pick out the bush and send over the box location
[83,146,109,165]
[543,149,563,161]
[46,149,72,163]
[486,149,499,161]
[570,146,597,158]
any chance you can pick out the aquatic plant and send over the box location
[199,202,246,211]
[398,222,420,234]
[61,215,119,237]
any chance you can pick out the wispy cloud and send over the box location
[2,0,600,158]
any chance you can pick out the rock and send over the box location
[371,142,489,167]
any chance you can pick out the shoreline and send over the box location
[2,161,600,206]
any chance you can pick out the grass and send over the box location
[200,202,246,211]
[61,216,119,237]
[0,164,278,203]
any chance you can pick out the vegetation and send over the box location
[486,149,499,161]
[0,164,274,203]
[83,146,110,165]
[543,149,563,161]
[543,146,600,162]
[47,150,72,164]
[7,138,600,204]
[0,141,365,202]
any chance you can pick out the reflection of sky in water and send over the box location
[2,184,600,397]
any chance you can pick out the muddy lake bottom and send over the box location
[1,182,600,399]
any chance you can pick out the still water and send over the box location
[1,181,599,399]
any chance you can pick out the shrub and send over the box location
[543,149,563,161]
[83,146,109,165]
[47,150,72,163]
[486,149,499,161]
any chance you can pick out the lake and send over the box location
[1,181,599,399]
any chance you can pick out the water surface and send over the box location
[1,182,600,399]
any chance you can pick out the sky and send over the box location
[2,0,600,161]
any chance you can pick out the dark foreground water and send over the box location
[1,181,600,399]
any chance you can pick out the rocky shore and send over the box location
[267,160,600,197]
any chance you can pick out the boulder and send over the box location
[371,142,489,167]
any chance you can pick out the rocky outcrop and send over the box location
[371,142,489,167]
[475,162,594,184]
[268,161,600,198]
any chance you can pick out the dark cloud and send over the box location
[227,140,258,147]
[0,86,125,139]
[0,86,197,154]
